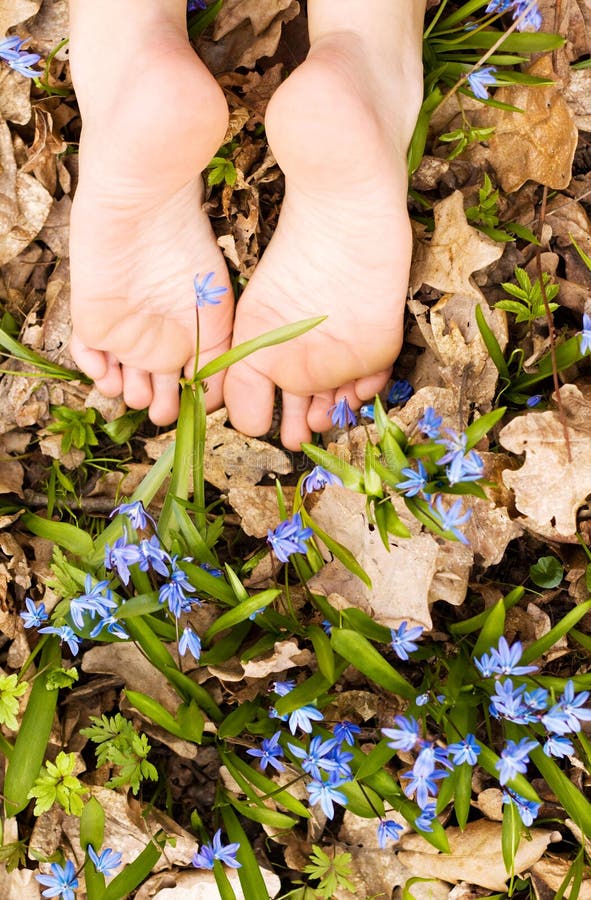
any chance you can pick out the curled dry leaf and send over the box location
[0,0,41,33]
[207,0,301,71]
[410,191,504,301]
[398,820,559,891]
[241,638,312,678]
[0,171,52,266]
[499,384,591,537]
[483,58,577,193]
[308,487,472,631]
[0,68,34,125]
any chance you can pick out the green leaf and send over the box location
[301,443,363,491]
[521,600,591,665]
[222,805,271,900]
[308,625,336,683]
[229,797,296,830]
[196,317,325,380]
[218,701,259,740]
[222,751,310,818]
[124,691,188,740]
[20,512,93,557]
[330,629,415,699]
[101,833,167,900]
[502,797,521,877]
[340,780,384,818]
[472,598,506,660]
[80,796,105,850]
[449,587,524,636]
[475,304,510,379]
[341,608,392,643]
[275,672,334,716]
[531,745,591,835]
[204,589,280,642]
[464,408,506,450]
[355,739,395,781]
[529,555,564,588]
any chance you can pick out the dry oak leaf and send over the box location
[410,191,503,301]
[138,866,281,900]
[308,487,472,631]
[398,820,559,891]
[499,385,591,536]
[483,57,577,193]
[0,0,40,32]
[212,0,300,69]
[241,638,312,678]
[0,170,52,266]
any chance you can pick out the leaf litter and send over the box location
[1,0,591,898]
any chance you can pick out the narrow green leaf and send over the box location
[229,797,296,830]
[218,701,259,740]
[182,560,236,604]
[222,752,310,818]
[477,744,540,803]
[122,617,177,671]
[114,592,161,618]
[275,672,333,716]
[301,443,363,491]
[521,600,591,665]
[472,598,506,660]
[340,780,384,818]
[125,691,187,740]
[502,799,521,877]
[450,588,524,636]
[308,625,335,683]
[80,796,105,849]
[222,805,271,900]
[163,666,223,722]
[204,589,280,642]
[341,608,392,643]
[530,746,591,835]
[330,629,415,700]
[101,833,167,900]
[159,383,195,542]
[176,701,205,744]
[302,511,371,588]
[475,304,510,379]
[464,408,506,450]
[355,740,395,781]
[20,512,93,557]
[197,317,325,380]
[212,860,239,900]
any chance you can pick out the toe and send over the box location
[93,352,124,398]
[122,367,153,411]
[307,390,336,434]
[149,373,181,425]
[354,369,391,401]
[70,334,108,381]
[224,360,276,436]
[281,392,312,450]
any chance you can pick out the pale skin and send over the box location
[68,0,426,450]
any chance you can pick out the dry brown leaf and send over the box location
[483,58,577,192]
[0,867,40,900]
[411,192,504,300]
[0,460,24,497]
[0,170,52,266]
[531,856,591,900]
[499,385,591,536]
[205,0,301,71]
[0,68,33,125]
[81,642,180,713]
[137,866,281,900]
[25,0,69,57]
[308,487,472,630]
[398,820,559,890]
[241,638,312,678]
[227,484,296,536]
[0,0,41,33]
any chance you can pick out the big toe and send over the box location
[224,360,276,437]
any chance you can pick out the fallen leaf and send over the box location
[0,171,52,266]
[201,0,301,72]
[398,820,559,890]
[0,460,24,497]
[0,0,41,33]
[0,68,33,125]
[227,484,296,537]
[499,384,591,537]
[25,0,69,57]
[137,865,281,900]
[241,639,312,678]
[308,487,472,631]
[0,867,40,900]
[410,191,504,301]
[82,642,180,713]
[531,856,591,900]
[483,58,578,192]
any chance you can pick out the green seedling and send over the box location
[529,556,564,589]
[46,405,100,455]
[465,175,539,244]
[495,266,559,325]
[27,751,86,816]
[80,714,158,795]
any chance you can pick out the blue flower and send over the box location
[512,0,542,31]
[159,562,197,618]
[138,535,171,577]
[88,845,123,878]
[192,829,241,869]
[413,742,452,777]
[20,597,48,628]
[382,715,420,752]
[194,272,228,307]
[0,37,25,60]
[487,636,539,677]
[502,790,540,827]
[467,65,497,100]
[247,731,285,772]
[306,777,348,819]
[104,537,141,586]
[89,614,128,640]
[436,429,468,464]
[395,461,429,498]
[390,621,424,661]
[321,619,333,635]
[543,734,574,758]
[333,721,361,746]
[580,313,591,355]
[434,496,471,544]
[489,679,532,724]
[187,0,207,10]
[418,407,443,439]
[267,513,313,563]
[328,397,357,429]
[111,500,154,530]
[301,466,343,494]
[359,403,375,421]
[288,735,340,779]
[486,0,514,11]
[496,737,538,785]
[416,693,430,707]
[446,449,484,486]
[377,819,403,848]
[526,394,542,408]
[199,562,224,577]
[38,624,81,656]
[448,734,481,766]
[36,860,79,900]
[288,704,324,735]
[5,48,41,78]
[542,680,591,734]
[388,379,413,406]
[415,802,437,832]
[69,574,117,629]
[401,768,449,808]
[178,627,202,660]
[273,680,295,697]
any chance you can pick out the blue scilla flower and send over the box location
[333,721,361,746]
[38,624,81,656]
[187,0,207,10]
[390,621,424,661]
[104,536,141,586]
[200,562,224,577]
[90,614,128,640]
[328,397,357,429]
[321,619,333,635]
[436,429,468,463]
[416,692,430,707]
[377,819,403,848]
[273,680,295,697]
[193,829,241,870]
[288,704,324,735]
[88,845,123,878]
[503,790,540,827]
[489,679,532,724]
[267,512,313,563]
[359,403,375,421]
[178,626,202,661]
[395,461,429,498]
[247,731,285,773]
[401,767,448,810]
[301,465,343,494]
[194,272,228,307]
[542,680,591,734]
[306,776,349,819]
[36,859,79,900]
[467,65,497,100]
[486,0,514,11]
[543,734,574,758]
[434,496,471,544]
[138,535,171,577]
[111,500,154,530]
[446,449,484,486]
[415,802,437,832]
[326,744,354,780]
[20,597,48,628]
[486,636,539,677]
[382,715,420,752]
[513,0,542,31]
[287,735,340,780]
[580,313,591,355]
[69,574,117,629]
[448,733,481,766]
[418,407,443,439]
[159,562,197,618]
[496,737,538,785]
[5,48,41,78]
[414,742,452,777]
[388,379,413,406]
[526,394,542,408]
[0,36,25,60]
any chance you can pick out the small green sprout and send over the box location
[0,673,28,731]
[46,405,99,455]
[302,845,356,898]
[439,123,495,160]
[80,714,158,795]
[466,175,539,244]
[27,750,87,816]
[206,139,239,187]
[495,266,559,325]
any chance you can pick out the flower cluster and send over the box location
[267,512,313,563]
[486,0,542,31]
[22,501,206,663]
[0,36,42,78]
[36,845,122,899]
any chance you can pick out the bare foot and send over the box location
[223,32,423,450]
[68,7,233,424]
